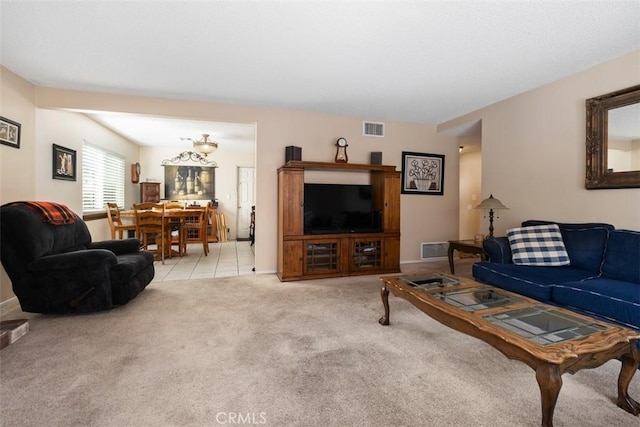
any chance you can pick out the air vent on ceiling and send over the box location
[421,242,449,260]
[363,121,385,137]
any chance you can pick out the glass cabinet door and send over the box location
[305,240,340,274]
[351,239,383,271]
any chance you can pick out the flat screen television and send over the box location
[304,183,381,234]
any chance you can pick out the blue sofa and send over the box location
[472,220,640,333]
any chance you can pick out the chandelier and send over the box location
[192,133,218,156]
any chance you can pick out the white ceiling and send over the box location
[82,111,256,151]
[1,1,639,147]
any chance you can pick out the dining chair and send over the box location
[133,202,171,263]
[183,202,210,256]
[163,201,184,209]
[164,201,186,256]
[106,202,137,239]
[201,202,211,256]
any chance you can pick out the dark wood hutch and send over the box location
[277,161,401,281]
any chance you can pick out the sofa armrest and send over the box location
[89,238,141,255]
[28,249,117,272]
[483,237,513,264]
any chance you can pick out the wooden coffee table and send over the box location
[379,272,640,427]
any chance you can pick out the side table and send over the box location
[447,239,484,274]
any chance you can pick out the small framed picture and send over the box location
[52,144,77,181]
[401,151,445,195]
[0,116,21,149]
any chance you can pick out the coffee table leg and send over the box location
[379,284,390,326]
[536,363,562,427]
[617,344,640,415]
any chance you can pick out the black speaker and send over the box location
[285,146,302,163]
[370,152,382,165]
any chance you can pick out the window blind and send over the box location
[82,142,125,212]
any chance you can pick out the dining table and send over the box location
[121,207,206,257]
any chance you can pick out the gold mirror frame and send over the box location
[585,84,640,189]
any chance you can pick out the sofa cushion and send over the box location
[601,230,640,284]
[507,224,570,266]
[109,252,155,305]
[553,278,640,329]
[472,262,596,302]
[522,220,613,273]
[556,227,610,273]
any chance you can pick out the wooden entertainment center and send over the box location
[277,161,401,281]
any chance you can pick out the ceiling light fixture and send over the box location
[192,133,218,156]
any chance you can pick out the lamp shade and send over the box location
[475,194,509,210]
[193,133,218,156]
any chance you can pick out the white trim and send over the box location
[0,296,21,317]
[401,258,447,264]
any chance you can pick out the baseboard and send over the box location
[401,257,447,264]
[0,297,21,318]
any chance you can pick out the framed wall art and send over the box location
[0,116,21,149]
[401,151,445,195]
[52,144,77,181]
[164,165,215,201]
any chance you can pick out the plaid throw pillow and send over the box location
[507,224,570,266]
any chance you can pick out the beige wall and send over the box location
[35,109,142,220]
[140,145,256,241]
[1,72,462,304]
[5,49,636,305]
[440,50,640,234]
[0,67,37,303]
[458,141,482,240]
[33,88,461,270]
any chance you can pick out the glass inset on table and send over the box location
[400,273,459,290]
[483,306,608,345]
[433,287,525,312]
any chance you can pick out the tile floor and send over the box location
[151,240,255,282]
[150,242,475,283]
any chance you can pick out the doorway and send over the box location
[236,166,255,240]
[456,121,482,239]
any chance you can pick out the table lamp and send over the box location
[475,194,509,238]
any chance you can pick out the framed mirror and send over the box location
[585,85,640,189]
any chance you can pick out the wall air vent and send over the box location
[421,242,449,260]
[363,121,385,137]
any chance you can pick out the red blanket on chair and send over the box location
[5,201,76,225]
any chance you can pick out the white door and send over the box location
[237,166,255,239]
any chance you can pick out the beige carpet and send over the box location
[1,259,639,427]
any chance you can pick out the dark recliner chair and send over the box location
[0,202,155,314]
